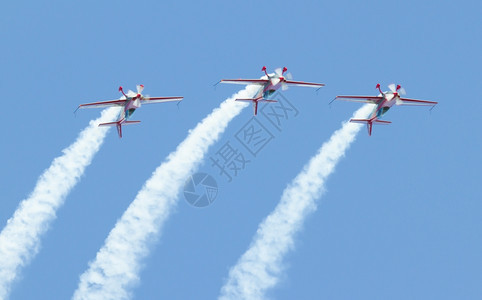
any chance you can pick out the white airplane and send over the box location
[334,83,438,135]
[76,85,183,138]
[219,66,325,115]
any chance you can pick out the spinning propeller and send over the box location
[136,84,144,97]
[118,84,145,107]
[273,67,293,90]
[388,83,406,96]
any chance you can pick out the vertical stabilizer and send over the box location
[117,123,122,138]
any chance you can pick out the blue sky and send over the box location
[1,0,481,299]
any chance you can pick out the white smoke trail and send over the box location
[73,85,260,300]
[0,107,119,300]
[219,104,373,300]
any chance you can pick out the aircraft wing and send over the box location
[141,96,183,104]
[334,95,383,104]
[220,79,269,85]
[77,99,126,109]
[397,97,438,106]
[284,80,325,88]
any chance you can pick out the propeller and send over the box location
[388,83,406,96]
[132,84,145,107]
[126,89,137,97]
[274,67,293,91]
[270,68,281,86]
[136,84,145,95]
[282,71,293,90]
[274,68,283,77]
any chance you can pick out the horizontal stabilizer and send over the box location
[350,118,371,124]
[123,120,141,125]
[98,121,119,127]
[374,119,391,124]
[350,118,391,136]
[350,118,391,125]
[98,120,140,127]
[235,97,278,116]
[235,97,263,102]
[235,97,277,103]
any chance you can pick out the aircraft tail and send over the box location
[98,120,140,138]
[235,97,277,116]
[350,118,391,136]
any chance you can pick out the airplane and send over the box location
[76,85,183,138]
[333,83,438,136]
[218,66,325,115]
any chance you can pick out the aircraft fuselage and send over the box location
[117,95,141,123]
[369,92,399,120]
[253,80,284,99]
